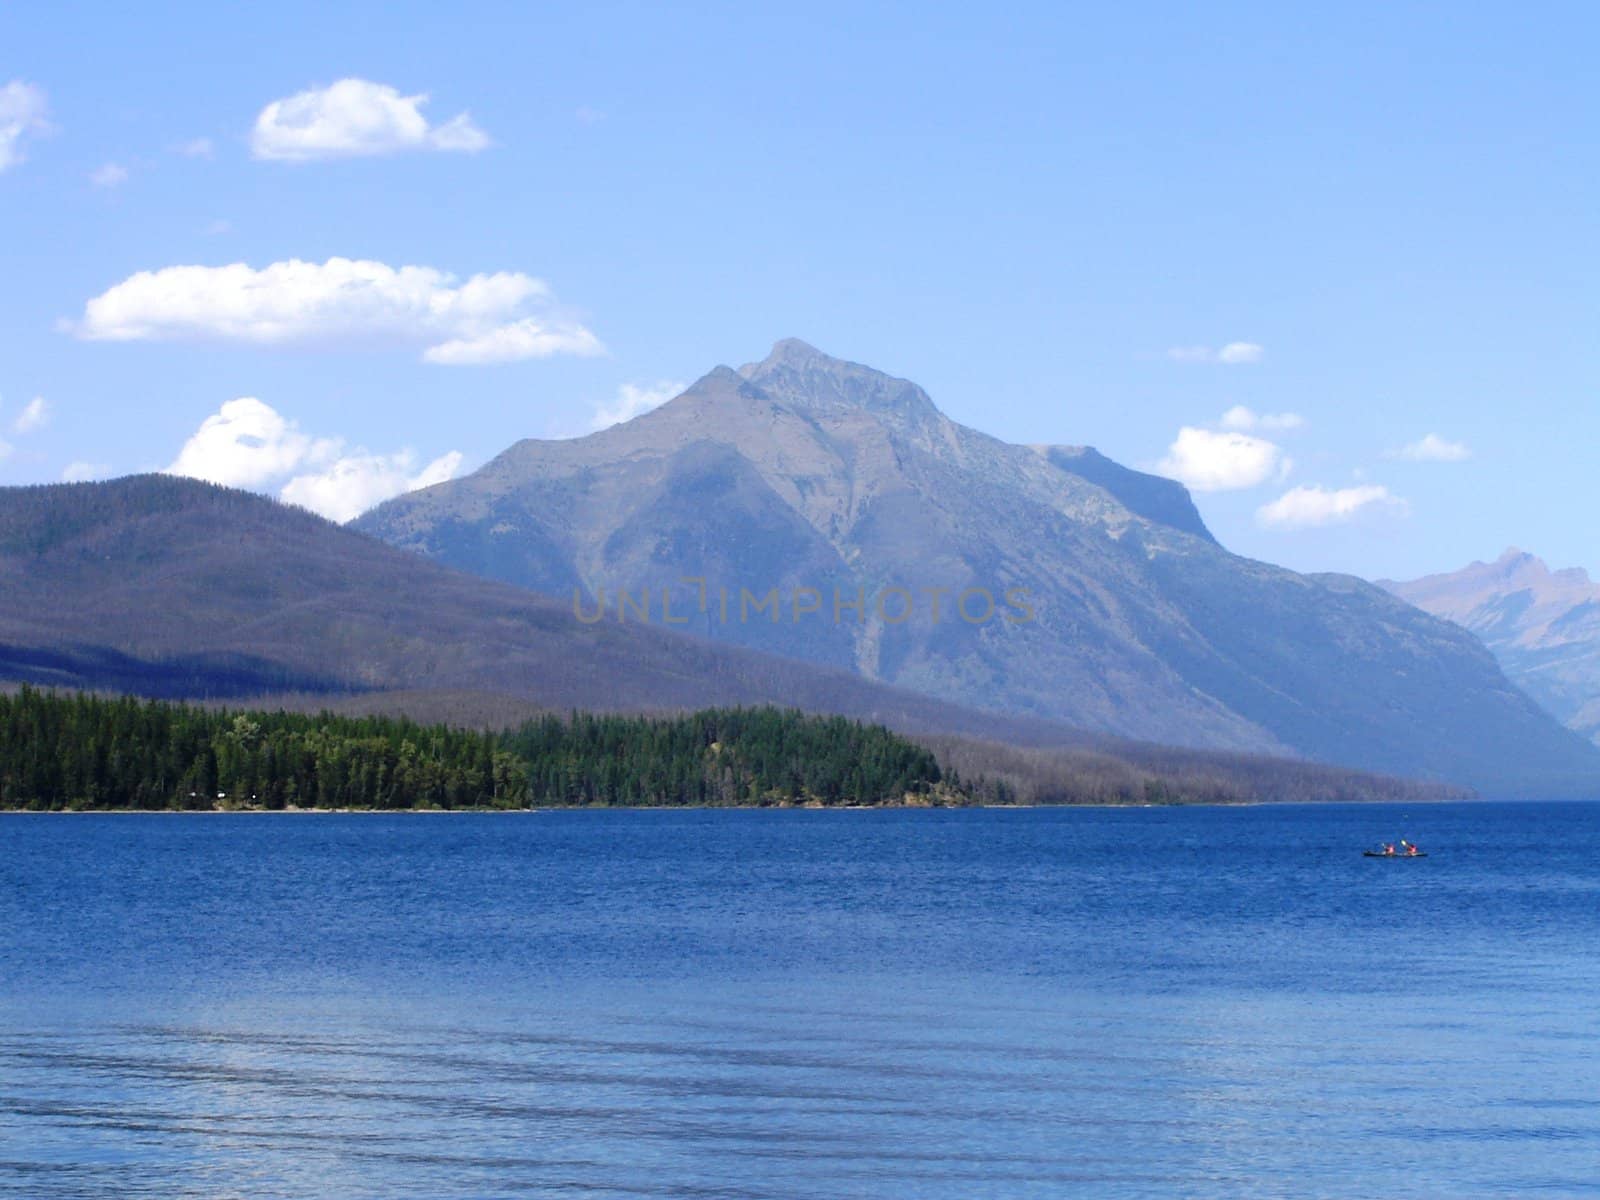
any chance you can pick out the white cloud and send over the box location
[1167,341,1264,365]
[0,80,49,172]
[1217,342,1264,364]
[281,448,463,523]
[252,78,490,161]
[1156,426,1290,492]
[166,397,336,488]
[173,137,213,158]
[423,318,602,365]
[0,436,11,460]
[62,460,109,483]
[201,218,232,236]
[1256,484,1406,530]
[1220,405,1304,432]
[74,256,602,365]
[590,380,685,431]
[12,396,48,434]
[1387,433,1471,463]
[90,162,129,188]
[165,397,462,522]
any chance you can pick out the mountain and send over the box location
[355,339,1600,793]
[0,473,1108,735]
[0,473,1459,806]
[1381,550,1600,746]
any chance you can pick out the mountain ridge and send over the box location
[1382,549,1600,746]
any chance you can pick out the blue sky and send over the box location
[2,1,1595,579]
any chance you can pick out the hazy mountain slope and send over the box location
[362,355,1271,751]
[0,474,1147,737]
[356,340,1600,792]
[1382,549,1600,746]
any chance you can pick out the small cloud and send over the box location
[1156,426,1290,492]
[1386,433,1471,463]
[1256,484,1407,530]
[423,318,603,366]
[251,78,490,161]
[1217,342,1264,364]
[172,137,214,158]
[165,396,462,522]
[73,256,601,366]
[166,397,336,488]
[575,106,606,126]
[1220,405,1304,433]
[201,218,232,236]
[0,435,11,460]
[0,80,49,172]
[90,161,130,189]
[12,396,48,434]
[590,380,684,431]
[62,460,110,483]
[1167,341,1264,366]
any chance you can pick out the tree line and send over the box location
[0,687,949,810]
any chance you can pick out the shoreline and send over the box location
[0,795,1499,815]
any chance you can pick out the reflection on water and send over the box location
[2,804,1598,1198]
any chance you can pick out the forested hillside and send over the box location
[0,689,949,810]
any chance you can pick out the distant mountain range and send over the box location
[352,339,1599,793]
[1382,550,1600,747]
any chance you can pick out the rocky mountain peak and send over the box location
[679,363,767,404]
[750,337,831,368]
[737,339,941,426]
[1384,549,1600,748]
[1490,546,1542,579]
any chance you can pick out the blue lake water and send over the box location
[2,803,1598,1199]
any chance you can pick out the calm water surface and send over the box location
[2,803,1597,1198]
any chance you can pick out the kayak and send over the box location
[1363,851,1428,858]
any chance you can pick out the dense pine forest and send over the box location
[0,688,951,810]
